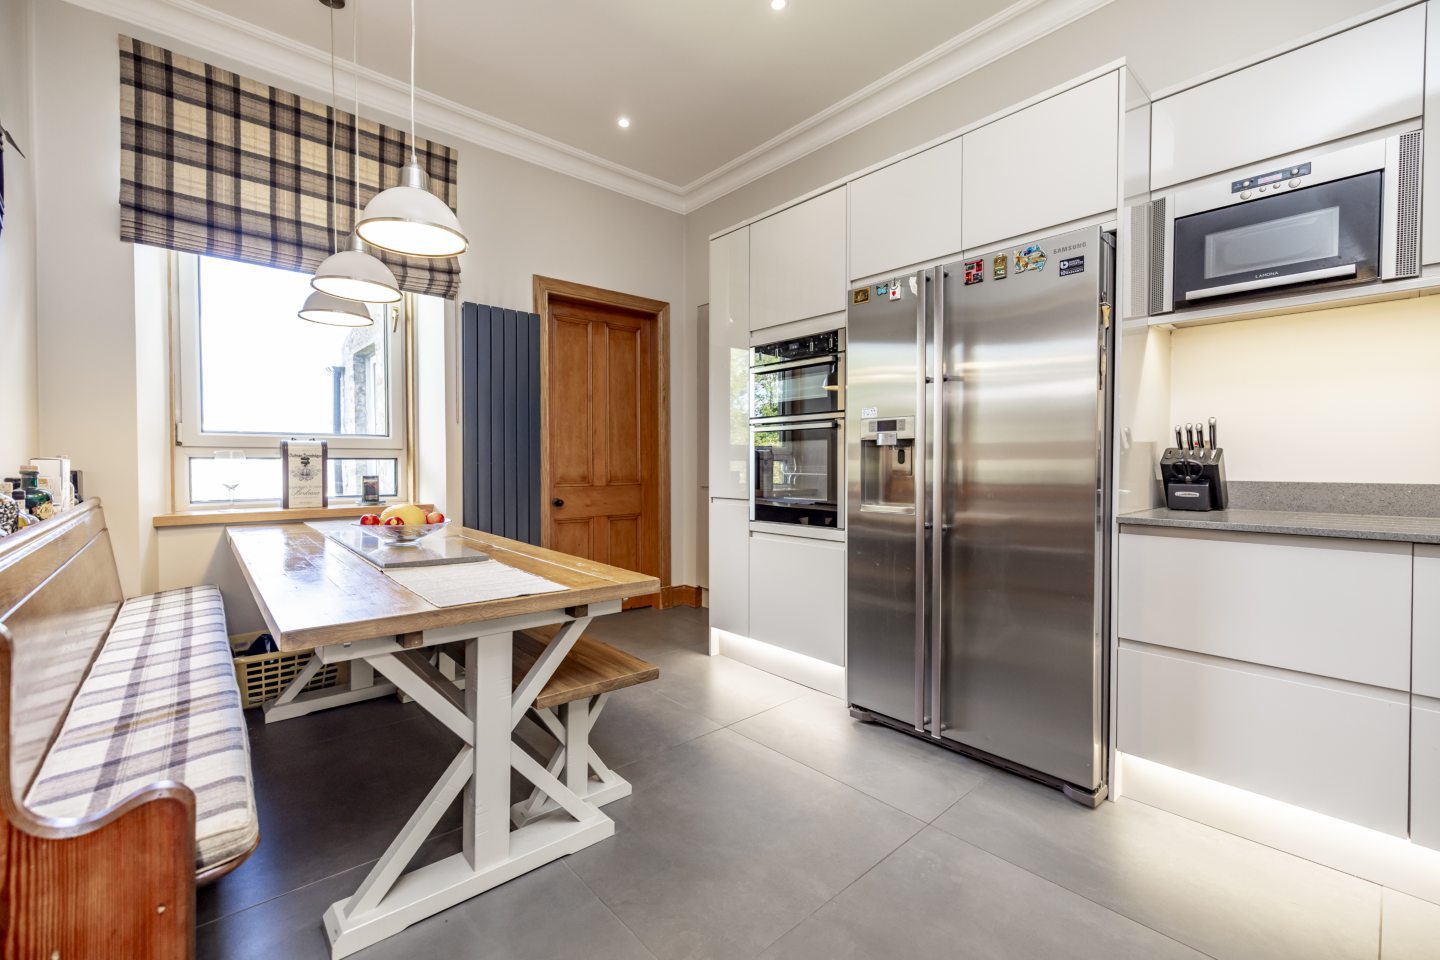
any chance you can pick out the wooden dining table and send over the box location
[227,522,659,959]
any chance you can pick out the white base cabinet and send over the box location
[707,499,749,637]
[1413,697,1440,850]
[747,532,845,667]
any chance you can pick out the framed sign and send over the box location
[281,439,328,509]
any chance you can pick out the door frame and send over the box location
[533,275,671,593]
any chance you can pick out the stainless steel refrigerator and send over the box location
[846,225,1114,805]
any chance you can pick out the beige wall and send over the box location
[0,0,38,480]
[30,1,691,621]
[1169,298,1440,483]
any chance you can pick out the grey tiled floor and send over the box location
[199,606,1440,960]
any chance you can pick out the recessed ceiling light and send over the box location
[770,0,787,9]
[617,116,631,129]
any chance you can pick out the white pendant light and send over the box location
[299,289,375,326]
[312,0,401,304]
[354,0,468,259]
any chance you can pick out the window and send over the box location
[173,254,417,509]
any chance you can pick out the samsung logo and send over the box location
[1053,242,1086,253]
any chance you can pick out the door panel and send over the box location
[545,296,663,606]
[937,226,1108,790]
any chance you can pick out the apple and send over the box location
[425,511,445,524]
[359,513,380,526]
[383,516,405,526]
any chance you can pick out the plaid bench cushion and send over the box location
[26,585,259,874]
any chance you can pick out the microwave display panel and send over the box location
[1173,171,1381,307]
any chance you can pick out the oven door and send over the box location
[750,355,844,422]
[750,418,843,528]
[1173,171,1381,308]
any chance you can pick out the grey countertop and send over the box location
[1119,507,1440,544]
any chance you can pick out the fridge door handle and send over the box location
[930,266,946,738]
[913,272,929,732]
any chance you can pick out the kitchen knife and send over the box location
[1208,417,1217,451]
[1185,423,1195,451]
[1174,425,1183,451]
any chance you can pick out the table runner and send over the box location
[383,561,567,607]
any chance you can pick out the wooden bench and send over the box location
[508,625,658,826]
[0,501,259,959]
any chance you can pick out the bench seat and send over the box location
[26,585,259,877]
[513,626,660,709]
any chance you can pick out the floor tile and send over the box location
[731,691,991,821]
[567,728,921,960]
[761,826,1207,960]
[200,712,463,925]
[199,840,654,960]
[1382,889,1440,959]
[646,649,808,726]
[588,682,723,770]
[933,773,1382,960]
[243,691,422,752]
[587,605,710,661]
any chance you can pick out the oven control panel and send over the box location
[1232,161,1312,194]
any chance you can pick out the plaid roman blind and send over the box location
[119,35,460,300]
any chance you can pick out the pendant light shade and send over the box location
[355,157,467,258]
[313,232,402,302]
[298,289,374,326]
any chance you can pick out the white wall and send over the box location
[30,1,691,617]
[1169,297,1440,483]
[0,0,39,480]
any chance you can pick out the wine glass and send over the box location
[214,451,246,506]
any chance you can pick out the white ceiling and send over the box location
[186,0,1018,189]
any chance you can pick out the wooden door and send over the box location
[545,296,663,607]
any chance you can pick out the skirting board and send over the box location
[1117,752,1440,907]
[712,628,845,699]
[659,585,702,609]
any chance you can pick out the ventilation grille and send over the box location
[1147,197,1168,316]
[1125,203,1151,320]
[1395,130,1421,278]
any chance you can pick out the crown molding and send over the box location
[680,0,1115,211]
[58,0,1113,215]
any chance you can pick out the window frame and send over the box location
[169,252,412,511]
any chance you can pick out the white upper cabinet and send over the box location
[708,227,751,500]
[961,71,1119,251]
[750,188,847,331]
[1152,6,1425,190]
[849,137,964,281]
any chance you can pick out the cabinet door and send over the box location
[1154,6,1423,190]
[850,137,963,281]
[1415,545,1440,699]
[750,188,847,331]
[708,228,751,499]
[1414,696,1440,850]
[748,533,845,665]
[961,71,1118,251]
[707,498,749,637]
[1118,528,1412,690]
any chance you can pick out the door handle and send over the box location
[552,498,565,508]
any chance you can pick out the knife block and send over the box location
[1160,447,1228,511]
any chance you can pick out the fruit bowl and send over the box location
[353,517,452,545]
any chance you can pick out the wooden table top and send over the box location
[227,523,661,652]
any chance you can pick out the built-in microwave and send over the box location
[1147,130,1420,314]
[750,330,844,423]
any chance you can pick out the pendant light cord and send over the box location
[328,2,338,255]
[409,0,418,164]
[352,0,361,217]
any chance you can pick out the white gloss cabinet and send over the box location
[961,71,1119,251]
[749,188,847,332]
[708,227,752,499]
[1413,545,1440,699]
[1413,698,1440,850]
[1152,5,1424,190]
[849,137,964,281]
[748,533,845,666]
[708,499,750,638]
[1118,527,1412,691]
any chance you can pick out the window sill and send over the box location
[152,503,435,529]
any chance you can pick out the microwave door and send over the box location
[1173,171,1382,308]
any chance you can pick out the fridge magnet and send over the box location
[1059,255,1085,277]
[281,439,328,509]
[963,258,985,285]
[1013,243,1048,274]
[992,252,1008,279]
[852,288,870,304]
[874,282,890,298]
[887,281,903,300]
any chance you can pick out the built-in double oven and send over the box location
[749,330,844,529]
